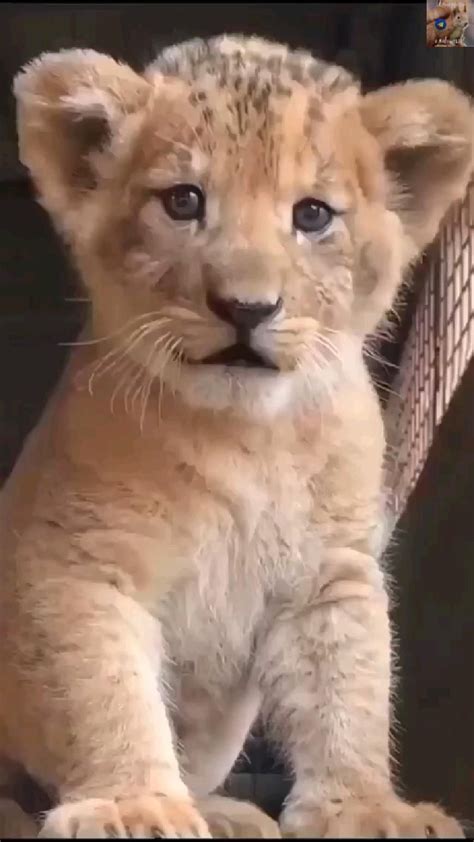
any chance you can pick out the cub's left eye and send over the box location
[293,198,334,235]
[159,184,205,222]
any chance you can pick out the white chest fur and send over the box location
[157,440,321,697]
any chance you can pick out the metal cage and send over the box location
[385,180,474,518]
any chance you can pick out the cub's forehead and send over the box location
[145,35,359,119]
[142,36,362,194]
[147,35,355,92]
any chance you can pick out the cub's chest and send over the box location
[158,457,321,686]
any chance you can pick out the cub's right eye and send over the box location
[158,184,205,223]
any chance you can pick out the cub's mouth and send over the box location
[191,343,279,371]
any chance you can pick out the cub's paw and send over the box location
[39,795,211,838]
[280,795,464,838]
[199,795,281,838]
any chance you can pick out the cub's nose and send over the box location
[206,292,283,330]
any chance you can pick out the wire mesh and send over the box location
[385,180,474,517]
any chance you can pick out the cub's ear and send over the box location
[13,49,151,220]
[360,79,473,257]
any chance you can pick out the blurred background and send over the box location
[0,2,473,826]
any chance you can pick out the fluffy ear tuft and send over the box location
[13,49,151,219]
[360,79,473,256]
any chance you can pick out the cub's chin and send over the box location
[161,353,295,419]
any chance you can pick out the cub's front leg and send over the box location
[257,547,463,839]
[3,574,209,839]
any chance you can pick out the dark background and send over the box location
[0,2,473,826]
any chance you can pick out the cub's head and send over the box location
[14,36,473,419]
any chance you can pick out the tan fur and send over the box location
[0,35,472,837]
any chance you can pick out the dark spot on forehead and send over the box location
[287,60,304,84]
[176,147,191,165]
[150,37,358,165]
[231,49,244,68]
[235,100,246,135]
[275,83,292,98]
[266,56,282,73]
[308,61,328,84]
[304,101,322,139]
[247,77,257,98]
[253,84,272,115]
[152,37,357,102]
[307,99,321,121]
[326,74,346,94]
[226,126,238,143]
[254,95,266,115]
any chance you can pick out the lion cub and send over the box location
[0,35,471,838]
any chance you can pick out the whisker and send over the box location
[173,352,184,400]
[131,331,174,420]
[88,333,143,397]
[158,335,183,400]
[131,334,171,418]
[363,343,399,371]
[313,334,340,361]
[61,310,167,348]
[138,338,181,434]
[169,343,184,399]
[301,341,338,413]
[296,356,314,398]
[125,364,149,416]
[110,359,140,415]
[296,350,328,431]
[87,319,171,395]
[125,331,170,415]
[139,334,182,431]
[320,325,342,336]
[158,374,166,427]
[132,370,150,419]
[139,372,154,434]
